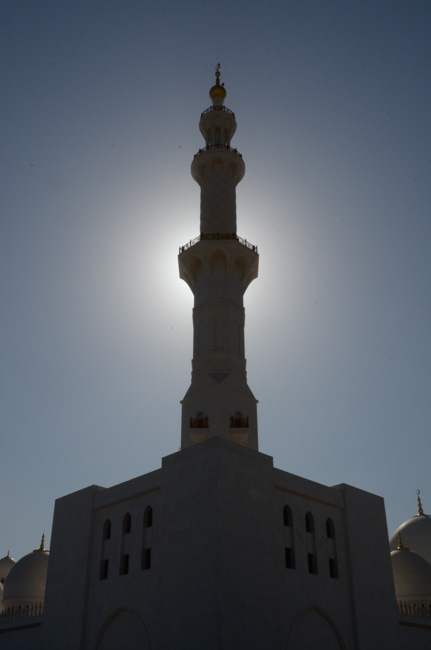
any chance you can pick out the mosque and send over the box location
[1,70,431,649]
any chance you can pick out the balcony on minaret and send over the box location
[229,412,250,446]
[189,412,210,445]
[230,413,249,428]
[190,414,209,429]
[179,233,257,254]
[193,144,243,159]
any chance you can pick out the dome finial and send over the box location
[417,489,424,516]
[209,63,226,105]
[39,534,45,552]
[396,532,410,550]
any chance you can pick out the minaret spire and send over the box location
[179,70,259,450]
[192,66,244,235]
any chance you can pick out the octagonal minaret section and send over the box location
[179,68,259,450]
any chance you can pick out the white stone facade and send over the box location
[4,437,430,648]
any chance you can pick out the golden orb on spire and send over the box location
[209,63,227,103]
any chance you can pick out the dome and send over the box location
[0,551,15,585]
[389,493,431,564]
[390,514,431,564]
[209,81,226,102]
[1,537,49,611]
[209,65,227,106]
[391,545,431,603]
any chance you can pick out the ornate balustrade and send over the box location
[0,603,43,622]
[200,105,235,119]
[398,600,431,620]
[230,415,249,428]
[193,144,242,159]
[190,416,209,429]
[179,233,258,255]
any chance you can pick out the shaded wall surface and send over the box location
[3,437,430,648]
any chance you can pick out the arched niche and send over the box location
[233,254,247,283]
[209,249,227,277]
[96,609,151,649]
[286,608,344,650]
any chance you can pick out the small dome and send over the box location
[209,81,226,102]
[2,537,49,611]
[391,546,431,602]
[390,514,431,565]
[209,65,226,106]
[0,552,15,585]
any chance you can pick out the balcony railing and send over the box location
[230,416,249,428]
[0,603,43,622]
[200,105,235,119]
[193,144,243,159]
[190,416,209,429]
[398,600,431,620]
[179,233,258,255]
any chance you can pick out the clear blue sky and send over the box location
[2,0,430,561]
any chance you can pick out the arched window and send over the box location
[326,518,338,579]
[326,518,335,539]
[102,519,111,540]
[283,504,295,569]
[123,513,131,535]
[142,506,153,571]
[144,506,153,528]
[283,505,292,527]
[120,514,131,576]
[230,411,249,428]
[100,519,111,580]
[305,512,318,574]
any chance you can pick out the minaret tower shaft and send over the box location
[179,68,259,450]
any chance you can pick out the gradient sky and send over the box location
[2,1,431,561]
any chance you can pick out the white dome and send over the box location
[0,552,15,585]
[391,547,431,603]
[1,540,49,612]
[390,514,431,565]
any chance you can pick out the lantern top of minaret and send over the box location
[209,63,227,106]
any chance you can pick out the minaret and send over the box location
[179,67,259,450]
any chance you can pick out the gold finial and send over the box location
[209,63,226,104]
[7,550,10,558]
[397,532,409,550]
[39,534,45,551]
[417,489,424,516]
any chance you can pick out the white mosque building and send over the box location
[1,70,431,649]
